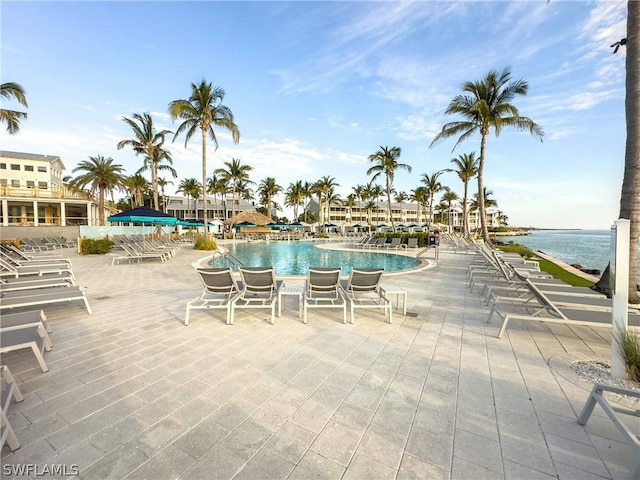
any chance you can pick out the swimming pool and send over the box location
[208,241,421,275]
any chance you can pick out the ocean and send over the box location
[502,229,614,274]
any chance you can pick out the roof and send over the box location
[0,150,66,170]
[224,211,273,226]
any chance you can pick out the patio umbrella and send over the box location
[236,221,257,228]
[107,206,178,225]
[288,222,304,228]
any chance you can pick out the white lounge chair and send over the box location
[1,365,24,451]
[0,325,50,372]
[0,286,92,315]
[232,267,283,325]
[303,267,347,324]
[340,268,392,324]
[185,268,242,325]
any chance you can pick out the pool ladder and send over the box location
[213,251,244,268]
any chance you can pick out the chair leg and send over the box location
[30,343,49,372]
[184,305,190,326]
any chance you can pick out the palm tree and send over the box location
[430,67,543,245]
[410,186,429,226]
[207,174,229,221]
[176,178,202,220]
[301,181,313,223]
[70,155,125,225]
[214,158,253,223]
[117,113,173,211]
[257,177,283,220]
[316,176,340,226]
[421,171,445,230]
[157,177,173,213]
[394,191,409,228]
[440,188,459,233]
[352,184,366,223]
[364,200,376,226]
[285,181,305,221]
[367,146,412,231]
[449,152,479,237]
[0,82,28,134]
[344,194,357,225]
[365,182,384,225]
[168,80,240,232]
[470,188,498,232]
[124,174,150,208]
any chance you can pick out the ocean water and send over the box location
[504,229,636,275]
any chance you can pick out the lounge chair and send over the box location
[0,258,75,280]
[1,275,73,291]
[0,286,92,315]
[0,324,50,372]
[232,267,283,325]
[356,237,378,249]
[185,268,242,325]
[385,238,406,250]
[1,365,24,451]
[487,278,640,338]
[577,384,640,480]
[1,310,52,350]
[303,267,347,324]
[340,268,392,323]
[406,238,418,249]
[369,237,388,249]
[0,250,71,269]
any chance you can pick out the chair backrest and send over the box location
[0,258,18,272]
[388,238,401,247]
[343,268,384,294]
[407,238,418,248]
[196,268,240,296]
[307,268,342,297]
[239,267,278,297]
[375,238,388,246]
[523,278,569,320]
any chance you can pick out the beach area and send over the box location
[1,238,638,479]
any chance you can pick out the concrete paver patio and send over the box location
[1,240,638,479]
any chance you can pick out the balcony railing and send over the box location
[0,185,92,200]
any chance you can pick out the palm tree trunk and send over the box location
[151,161,159,211]
[478,131,491,245]
[98,185,106,226]
[619,0,640,302]
[386,177,394,231]
[201,128,208,234]
[462,181,469,236]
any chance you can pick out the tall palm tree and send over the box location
[214,158,253,222]
[301,181,313,223]
[285,181,305,221]
[124,174,150,208]
[0,82,28,134]
[365,182,384,225]
[421,171,445,230]
[316,176,339,226]
[440,188,459,233]
[168,80,240,232]
[352,184,366,224]
[157,177,173,213]
[448,152,479,237]
[117,113,173,211]
[70,155,125,225]
[367,146,412,231]
[176,178,202,220]
[410,187,428,225]
[257,177,283,220]
[344,194,357,225]
[207,174,229,221]
[430,67,543,245]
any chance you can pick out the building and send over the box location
[0,151,112,226]
[304,199,501,232]
[165,196,259,222]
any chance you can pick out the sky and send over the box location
[0,0,629,229]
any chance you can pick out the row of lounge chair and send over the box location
[111,236,183,265]
[347,236,418,250]
[465,242,640,479]
[185,266,399,326]
[19,237,76,252]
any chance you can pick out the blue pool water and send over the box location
[209,241,420,275]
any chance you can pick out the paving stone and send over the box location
[342,453,397,479]
[288,450,346,480]
[124,444,197,479]
[265,421,316,464]
[397,453,449,480]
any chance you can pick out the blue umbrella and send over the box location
[108,206,178,225]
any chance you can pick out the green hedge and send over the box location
[81,238,114,255]
[194,236,218,251]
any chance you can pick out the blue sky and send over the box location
[0,0,629,229]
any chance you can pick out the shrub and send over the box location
[81,238,114,255]
[619,330,640,382]
[194,236,218,251]
[497,242,536,258]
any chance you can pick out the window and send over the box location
[24,165,34,172]
[10,164,20,171]
[0,163,5,169]
[0,179,7,185]
[38,182,48,189]
[11,180,20,187]
[37,166,47,173]
[26,181,35,188]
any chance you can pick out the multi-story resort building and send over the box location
[165,196,259,222]
[0,151,114,227]
[304,199,501,232]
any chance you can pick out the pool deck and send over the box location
[1,239,638,479]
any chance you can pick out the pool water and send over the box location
[209,241,420,275]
